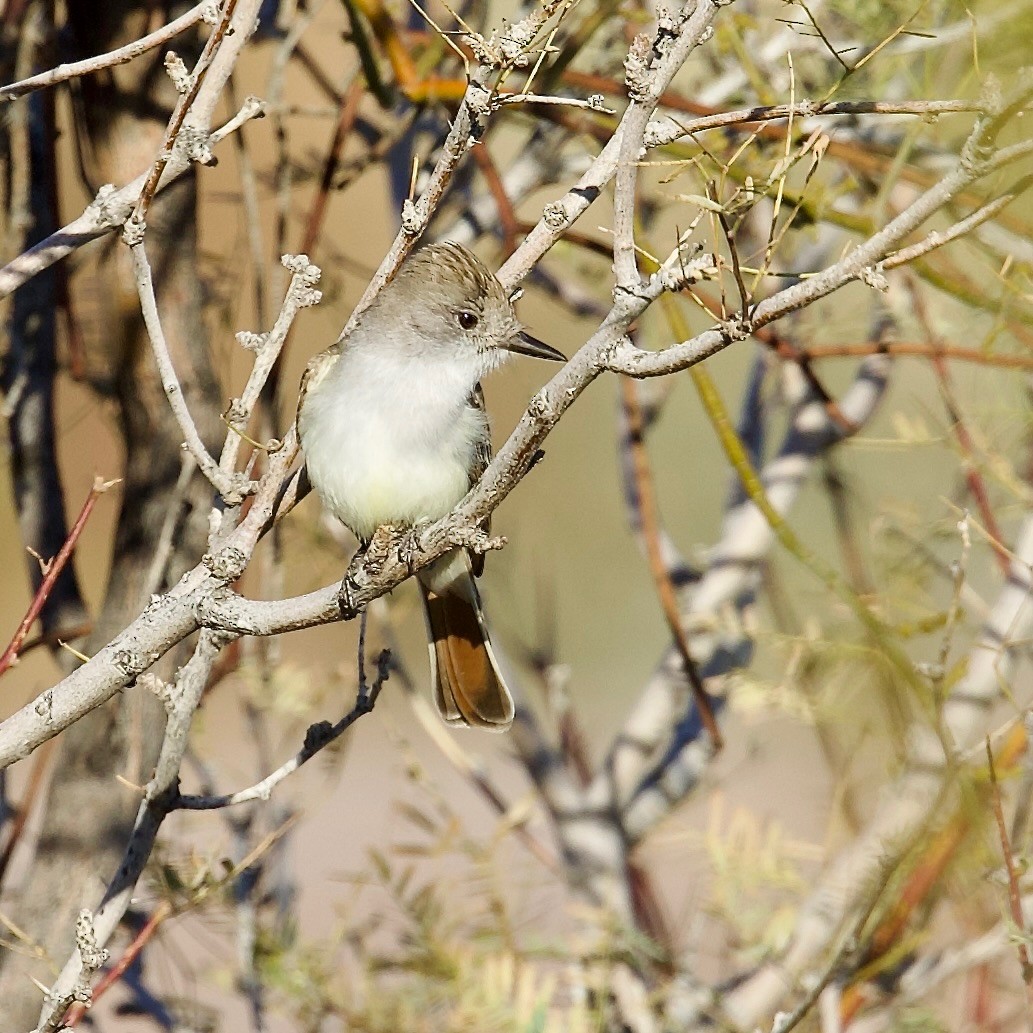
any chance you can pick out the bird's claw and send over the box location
[397,521,430,574]
[337,572,362,619]
[338,539,374,618]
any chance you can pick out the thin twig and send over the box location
[0,94,264,302]
[130,0,241,227]
[790,341,1033,371]
[471,143,521,257]
[59,813,296,1026]
[0,1,213,102]
[621,378,722,751]
[883,180,1031,269]
[128,239,243,500]
[0,739,55,884]
[907,277,1011,576]
[174,653,391,810]
[59,903,172,1029]
[0,478,114,677]
[299,78,364,255]
[986,737,1033,991]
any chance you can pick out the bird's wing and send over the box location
[295,342,342,432]
[468,383,492,578]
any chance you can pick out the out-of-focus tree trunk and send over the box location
[0,3,222,1023]
[0,5,90,651]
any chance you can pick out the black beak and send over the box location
[506,330,566,362]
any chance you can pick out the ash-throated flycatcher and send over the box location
[297,242,564,730]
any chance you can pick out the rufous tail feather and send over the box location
[419,576,514,731]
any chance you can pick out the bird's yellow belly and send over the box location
[321,450,471,542]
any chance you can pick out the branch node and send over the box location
[859,264,889,292]
[112,650,139,676]
[139,672,176,713]
[203,546,248,581]
[719,318,752,343]
[75,909,109,974]
[200,1,222,25]
[181,124,215,166]
[224,396,248,424]
[659,249,716,292]
[526,390,549,419]
[447,526,508,554]
[33,690,54,721]
[303,719,334,752]
[464,79,494,119]
[624,33,654,102]
[542,201,567,229]
[235,330,267,352]
[400,198,420,234]
[121,214,146,247]
[282,253,323,306]
[501,16,537,55]
[87,182,122,225]
[164,50,192,93]
[463,32,502,67]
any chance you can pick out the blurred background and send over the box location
[1,0,1032,1028]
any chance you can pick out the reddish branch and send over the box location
[799,341,1033,370]
[986,738,1033,994]
[621,378,722,751]
[131,0,241,224]
[471,145,520,258]
[59,903,172,1027]
[839,725,1029,1025]
[909,281,1011,575]
[299,79,364,255]
[0,478,114,677]
[0,739,55,883]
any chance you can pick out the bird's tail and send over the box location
[417,552,514,731]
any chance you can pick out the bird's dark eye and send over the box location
[457,310,479,331]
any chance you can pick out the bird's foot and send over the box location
[337,570,362,619]
[337,541,369,618]
[397,520,431,574]
[336,531,391,617]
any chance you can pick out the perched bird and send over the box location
[297,242,564,730]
